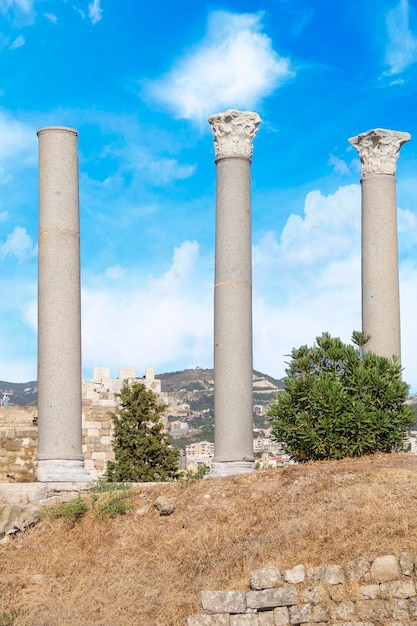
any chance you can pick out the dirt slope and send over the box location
[1,453,417,625]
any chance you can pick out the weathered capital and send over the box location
[208,109,261,160]
[349,128,411,177]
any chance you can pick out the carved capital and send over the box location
[208,109,261,160]
[349,128,410,177]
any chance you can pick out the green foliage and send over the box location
[41,491,133,523]
[106,382,180,482]
[268,331,415,462]
[44,495,89,521]
[92,492,133,519]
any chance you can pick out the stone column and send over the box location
[349,128,410,360]
[36,126,90,482]
[208,110,261,475]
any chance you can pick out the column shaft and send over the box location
[37,126,89,482]
[361,175,400,358]
[214,157,254,463]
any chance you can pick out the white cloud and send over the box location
[384,0,417,75]
[10,34,25,48]
[0,226,37,262]
[0,112,35,163]
[104,265,125,280]
[277,185,361,269]
[44,12,57,24]
[328,153,351,175]
[124,151,197,184]
[81,240,212,375]
[107,142,197,185]
[0,0,33,13]
[148,11,292,123]
[88,0,102,25]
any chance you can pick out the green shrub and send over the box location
[106,382,180,482]
[268,331,415,462]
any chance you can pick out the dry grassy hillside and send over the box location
[2,453,417,625]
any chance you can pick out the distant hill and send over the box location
[155,368,284,448]
[157,367,284,393]
[0,381,37,406]
[0,368,284,407]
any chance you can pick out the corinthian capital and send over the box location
[349,128,411,177]
[208,109,261,160]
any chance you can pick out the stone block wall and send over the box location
[188,554,417,625]
[0,406,37,481]
[0,404,115,481]
[82,403,115,478]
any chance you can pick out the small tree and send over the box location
[268,331,414,462]
[106,382,180,482]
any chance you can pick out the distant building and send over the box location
[184,440,214,470]
[82,366,162,407]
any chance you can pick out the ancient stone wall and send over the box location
[82,403,115,478]
[188,553,417,625]
[0,406,38,482]
[0,404,115,481]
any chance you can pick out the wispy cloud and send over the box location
[147,11,292,123]
[384,0,417,75]
[133,156,196,185]
[0,0,33,13]
[0,226,37,262]
[10,34,25,48]
[328,154,351,175]
[88,0,102,25]
[44,12,57,24]
[102,141,197,186]
[0,112,36,171]
[104,265,125,280]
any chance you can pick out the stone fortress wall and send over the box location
[188,553,417,625]
[0,367,162,482]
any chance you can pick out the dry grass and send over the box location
[2,453,417,625]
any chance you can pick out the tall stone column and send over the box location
[208,110,261,475]
[349,128,410,360]
[37,126,90,482]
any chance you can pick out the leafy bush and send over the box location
[106,382,180,482]
[268,331,414,462]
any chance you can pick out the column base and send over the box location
[209,460,255,477]
[36,460,91,483]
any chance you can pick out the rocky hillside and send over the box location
[156,368,284,447]
[0,382,37,406]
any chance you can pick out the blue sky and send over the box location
[1,0,417,391]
